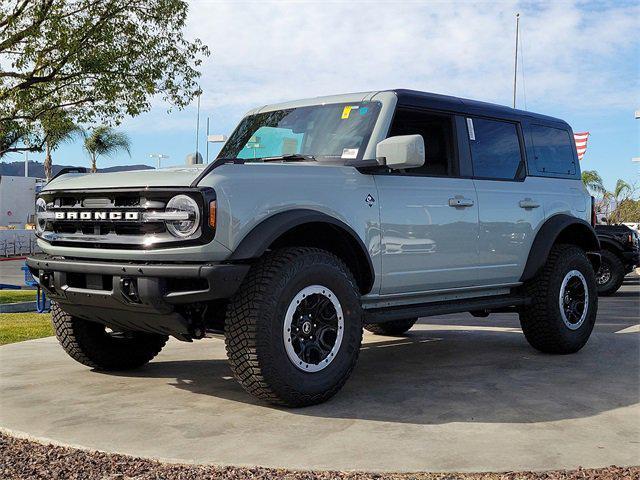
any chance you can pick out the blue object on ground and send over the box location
[22,262,49,313]
[22,264,38,287]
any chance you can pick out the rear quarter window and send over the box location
[530,124,577,176]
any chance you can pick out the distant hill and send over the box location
[0,161,154,178]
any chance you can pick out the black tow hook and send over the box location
[120,277,141,304]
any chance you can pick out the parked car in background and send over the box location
[595,224,639,295]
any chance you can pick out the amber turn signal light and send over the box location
[209,200,217,229]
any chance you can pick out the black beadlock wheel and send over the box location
[365,318,417,336]
[519,244,598,354]
[596,249,625,296]
[51,302,168,370]
[224,247,363,407]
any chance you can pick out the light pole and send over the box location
[206,134,228,163]
[633,110,639,164]
[149,153,169,169]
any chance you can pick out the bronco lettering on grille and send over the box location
[53,211,140,221]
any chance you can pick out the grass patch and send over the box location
[0,312,53,345]
[0,289,37,304]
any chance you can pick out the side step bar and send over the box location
[363,294,529,325]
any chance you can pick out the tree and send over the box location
[613,179,631,203]
[609,180,636,224]
[84,126,131,173]
[613,198,640,223]
[40,111,84,181]
[581,170,606,195]
[0,0,209,156]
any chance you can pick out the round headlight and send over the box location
[165,195,200,238]
[35,198,47,234]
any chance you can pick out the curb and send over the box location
[0,301,49,313]
[0,256,26,262]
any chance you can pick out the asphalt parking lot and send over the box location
[0,275,638,473]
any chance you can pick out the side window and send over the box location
[530,125,576,176]
[387,108,457,176]
[468,118,523,180]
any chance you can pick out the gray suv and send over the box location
[27,89,600,407]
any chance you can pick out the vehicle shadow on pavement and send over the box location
[114,325,639,426]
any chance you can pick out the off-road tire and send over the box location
[596,249,625,296]
[225,247,363,407]
[51,302,168,370]
[365,318,417,336]
[519,244,597,354]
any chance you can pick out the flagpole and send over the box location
[513,13,520,109]
[195,93,201,161]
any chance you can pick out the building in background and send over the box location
[0,176,44,227]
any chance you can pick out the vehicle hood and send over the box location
[43,165,207,191]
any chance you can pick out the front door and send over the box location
[376,176,480,294]
[375,108,480,295]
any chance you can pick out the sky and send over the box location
[3,0,639,191]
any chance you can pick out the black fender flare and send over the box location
[520,214,601,282]
[598,236,625,255]
[228,209,375,293]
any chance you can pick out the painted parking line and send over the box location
[615,324,640,334]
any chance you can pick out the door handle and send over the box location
[448,197,475,208]
[519,199,540,209]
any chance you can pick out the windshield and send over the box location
[218,101,381,162]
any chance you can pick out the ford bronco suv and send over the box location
[27,90,600,407]
[595,224,639,295]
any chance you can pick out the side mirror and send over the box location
[376,134,425,169]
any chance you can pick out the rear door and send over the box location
[467,117,545,285]
[375,108,480,294]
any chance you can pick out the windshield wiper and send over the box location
[260,154,317,163]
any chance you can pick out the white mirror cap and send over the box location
[376,134,425,169]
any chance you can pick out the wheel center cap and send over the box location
[301,321,312,335]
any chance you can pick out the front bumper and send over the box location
[26,254,250,338]
[622,250,640,271]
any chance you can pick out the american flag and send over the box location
[574,132,590,161]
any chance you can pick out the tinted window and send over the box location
[219,102,381,162]
[469,118,522,180]
[530,125,576,175]
[388,108,456,176]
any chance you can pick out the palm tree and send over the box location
[42,116,84,181]
[581,170,606,195]
[613,179,631,202]
[84,126,131,173]
[609,179,633,223]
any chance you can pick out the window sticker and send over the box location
[341,148,359,159]
[466,118,476,141]
[341,105,361,119]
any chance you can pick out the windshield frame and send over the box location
[218,101,384,164]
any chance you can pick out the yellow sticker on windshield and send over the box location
[341,106,352,119]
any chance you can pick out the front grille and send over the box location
[37,188,210,249]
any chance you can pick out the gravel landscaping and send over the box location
[0,432,637,480]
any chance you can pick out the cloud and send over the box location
[181,0,638,120]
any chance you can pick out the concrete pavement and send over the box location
[0,258,31,288]
[0,277,638,472]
